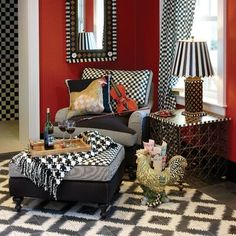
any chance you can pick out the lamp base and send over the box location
[182,110,207,117]
[183,76,206,117]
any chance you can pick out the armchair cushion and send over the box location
[54,110,137,146]
[81,68,153,112]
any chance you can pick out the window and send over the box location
[173,0,226,115]
[94,0,104,49]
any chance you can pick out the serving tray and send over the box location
[29,138,91,157]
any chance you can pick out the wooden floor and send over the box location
[0,120,24,154]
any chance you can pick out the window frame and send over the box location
[160,0,227,115]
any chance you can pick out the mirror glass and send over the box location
[66,0,117,63]
[77,0,104,50]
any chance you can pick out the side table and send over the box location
[149,109,230,179]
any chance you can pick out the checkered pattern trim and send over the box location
[79,144,121,166]
[81,68,152,111]
[158,0,196,110]
[11,131,118,200]
[0,0,19,121]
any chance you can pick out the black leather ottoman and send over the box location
[9,145,125,219]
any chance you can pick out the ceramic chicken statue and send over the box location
[136,149,187,207]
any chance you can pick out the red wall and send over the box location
[85,0,94,32]
[226,0,236,162]
[135,0,159,111]
[40,1,236,163]
[39,0,159,129]
[39,0,137,126]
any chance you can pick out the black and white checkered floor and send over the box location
[1,158,236,236]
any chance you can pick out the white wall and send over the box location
[19,0,40,145]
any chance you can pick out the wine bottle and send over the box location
[44,108,54,150]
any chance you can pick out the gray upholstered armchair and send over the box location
[54,68,153,178]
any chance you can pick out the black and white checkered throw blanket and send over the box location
[11,131,117,199]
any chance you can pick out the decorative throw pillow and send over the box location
[81,68,153,112]
[66,76,112,119]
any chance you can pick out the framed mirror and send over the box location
[66,0,117,63]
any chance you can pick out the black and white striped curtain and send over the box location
[158,0,196,110]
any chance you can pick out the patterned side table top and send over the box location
[149,109,230,127]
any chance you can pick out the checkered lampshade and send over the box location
[171,39,214,117]
[78,32,96,50]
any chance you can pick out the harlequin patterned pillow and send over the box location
[81,68,153,112]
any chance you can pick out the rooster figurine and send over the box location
[136,149,187,207]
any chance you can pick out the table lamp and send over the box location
[171,38,214,117]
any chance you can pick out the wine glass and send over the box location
[58,121,67,147]
[66,120,75,147]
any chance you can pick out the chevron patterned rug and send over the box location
[1,157,236,236]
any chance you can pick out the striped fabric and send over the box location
[78,32,96,50]
[172,40,214,77]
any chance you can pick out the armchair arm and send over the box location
[128,108,151,146]
[128,83,153,145]
[55,107,69,122]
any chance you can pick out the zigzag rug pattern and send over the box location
[1,158,236,235]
